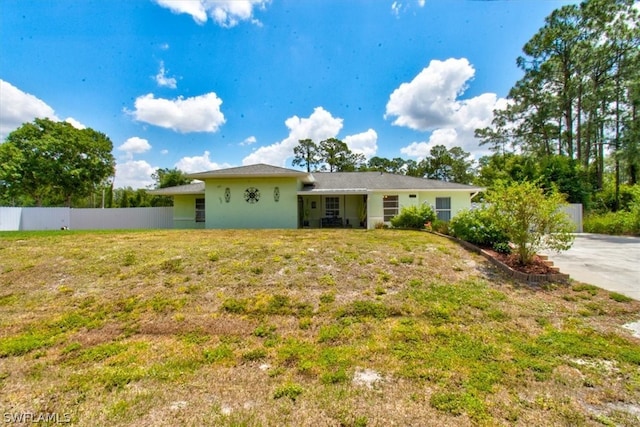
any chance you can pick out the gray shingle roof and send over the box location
[147,182,205,196]
[187,163,313,181]
[300,172,483,193]
[149,166,484,196]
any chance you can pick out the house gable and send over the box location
[203,175,299,229]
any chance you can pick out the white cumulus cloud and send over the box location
[0,79,58,140]
[242,107,344,167]
[126,92,225,133]
[385,58,477,130]
[155,0,207,24]
[344,129,378,159]
[175,150,232,173]
[118,137,152,160]
[154,61,178,89]
[154,0,269,27]
[239,136,257,146]
[114,160,157,189]
[387,58,507,157]
[64,117,86,129]
[400,129,459,159]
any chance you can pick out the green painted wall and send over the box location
[204,177,299,229]
[367,191,473,226]
[173,195,205,229]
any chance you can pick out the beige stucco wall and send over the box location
[367,190,473,227]
[173,195,205,229]
[204,177,299,229]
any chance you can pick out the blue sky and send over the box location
[0,0,575,188]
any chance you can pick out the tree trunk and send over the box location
[576,82,582,163]
[614,62,622,212]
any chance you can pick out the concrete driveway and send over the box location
[545,233,640,300]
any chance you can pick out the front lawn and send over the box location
[0,229,638,426]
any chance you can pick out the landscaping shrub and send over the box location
[584,186,640,235]
[584,211,639,235]
[390,204,436,229]
[432,219,449,234]
[449,208,510,252]
[486,181,574,265]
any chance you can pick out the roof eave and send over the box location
[147,189,205,196]
[187,171,312,180]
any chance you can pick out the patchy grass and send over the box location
[0,229,639,426]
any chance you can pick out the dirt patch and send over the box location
[352,368,384,389]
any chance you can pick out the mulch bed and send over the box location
[482,249,556,275]
[429,231,567,283]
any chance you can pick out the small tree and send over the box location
[487,180,574,265]
[292,139,320,172]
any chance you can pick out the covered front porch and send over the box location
[297,193,368,228]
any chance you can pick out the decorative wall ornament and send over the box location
[274,187,280,202]
[244,187,260,204]
[224,187,231,203]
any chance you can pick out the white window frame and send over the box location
[325,197,340,217]
[435,197,451,221]
[383,195,399,222]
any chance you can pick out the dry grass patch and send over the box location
[0,229,639,426]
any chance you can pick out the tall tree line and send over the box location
[292,138,366,172]
[476,0,640,210]
[292,138,475,184]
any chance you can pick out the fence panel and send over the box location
[0,207,173,231]
[0,207,22,231]
[70,207,173,230]
[21,207,71,230]
[563,204,583,233]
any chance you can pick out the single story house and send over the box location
[149,163,484,229]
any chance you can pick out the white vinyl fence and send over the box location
[0,207,173,231]
[562,204,583,233]
[468,203,583,233]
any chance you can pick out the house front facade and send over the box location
[149,164,484,229]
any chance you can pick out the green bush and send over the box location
[584,193,640,236]
[486,181,574,265]
[432,219,449,234]
[587,184,640,235]
[449,208,510,252]
[390,204,436,229]
[584,211,637,235]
